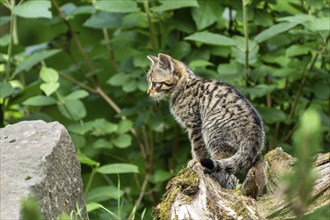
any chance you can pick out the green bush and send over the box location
[1,0,329,219]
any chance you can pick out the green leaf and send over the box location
[77,153,99,166]
[188,60,213,69]
[170,41,191,59]
[113,46,139,61]
[40,67,59,83]
[12,1,52,19]
[93,138,113,149]
[61,3,95,19]
[278,14,315,24]
[0,80,14,99]
[285,45,310,57]
[231,36,259,65]
[122,12,147,29]
[86,202,102,212]
[117,120,133,134]
[122,80,138,92]
[72,6,94,16]
[258,107,287,124]
[86,186,123,203]
[58,214,71,220]
[94,1,140,13]
[83,12,122,29]
[23,95,56,106]
[0,34,10,47]
[243,85,275,100]
[0,16,11,26]
[65,90,89,100]
[152,170,172,183]
[309,0,324,9]
[112,134,132,148]
[185,32,236,46]
[8,81,40,106]
[107,73,130,86]
[305,17,330,31]
[191,0,221,30]
[40,82,60,96]
[290,109,321,207]
[254,22,299,43]
[68,123,94,135]
[133,54,150,68]
[61,3,95,18]
[273,67,298,78]
[91,119,117,136]
[57,99,86,121]
[70,133,86,148]
[149,116,167,133]
[217,63,244,82]
[255,10,273,27]
[311,81,330,99]
[60,3,77,16]
[138,80,148,92]
[151,0,199,12]
[20,197,42,220]
[97,163,139,174]
[86,202,119,218]
[272,0,301,14]
[14,49,61,75]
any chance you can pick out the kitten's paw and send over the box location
[187,159,199,168]
[200,158,217,174]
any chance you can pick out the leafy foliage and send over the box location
[287,109,321,218]
[1,0,329,219]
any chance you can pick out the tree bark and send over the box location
[152,148,330,220]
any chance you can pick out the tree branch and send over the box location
[288,37,329,120]
[102,28,118,70]
[152,148,330,219]
[51,0,98,87]
[58,72,95,93]
[242,0,250,86]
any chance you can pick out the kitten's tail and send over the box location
[200,141,263,174]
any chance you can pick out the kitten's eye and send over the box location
[152,82,157,88]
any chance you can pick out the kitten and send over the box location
[146,53,264,185]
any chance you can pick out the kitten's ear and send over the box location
[158,53,174,74]
[147,55,158,66]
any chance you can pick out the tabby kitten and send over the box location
[146,53,264,182]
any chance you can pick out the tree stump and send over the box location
[152,148,330,219]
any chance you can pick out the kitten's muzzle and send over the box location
[147,88,153,95]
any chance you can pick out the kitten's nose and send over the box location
[147,88,151,95]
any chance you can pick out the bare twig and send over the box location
[127,173,151,220]
[288,36,329,120]
[51,0,98,87]
[102,28,118,70]
[58,71,95,93]
[5,0,16,79]
[242,3,249,61]
[94,86,121,114]
[143,0,157,50]
[95,86,147,159]
[242,0,250,86]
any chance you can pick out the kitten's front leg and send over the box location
[187,127,208,168]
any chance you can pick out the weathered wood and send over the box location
[152,148,330,220]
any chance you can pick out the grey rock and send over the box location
[0,120,87,220]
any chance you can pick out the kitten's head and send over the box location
[146,53,183,101]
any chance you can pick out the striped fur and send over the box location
[147,53,264,178]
